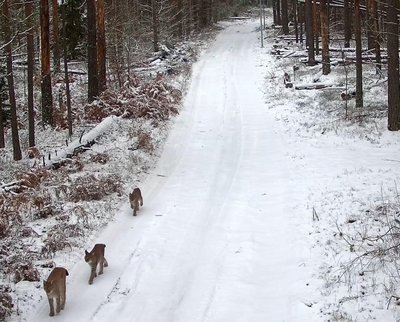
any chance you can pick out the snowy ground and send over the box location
[8,13,400,322]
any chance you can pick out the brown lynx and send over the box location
[129,187,143,216]
[84,243,108,285]
[43,267,69,317]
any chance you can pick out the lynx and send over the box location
[129,187,143,216]
[43,267,69,317]
[84,243,108,285]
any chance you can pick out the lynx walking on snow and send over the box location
[43,267,69,317]
[84,243,108,285]
[129,187,143,216]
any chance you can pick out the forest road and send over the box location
[29,18,317,322]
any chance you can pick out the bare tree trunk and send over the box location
[40,0,54,126]
[281,0,289,34]
[344,0,351,48]
[305,0,315,65]
[272,0,277,25]
[172,0,183,39]
[3,0,22,161]
[387,0,400,130]
[293,0,298,42]
[0,93,4,149]
[87,0,98,102]
[276,0,281,25]
[97,0,106,93]
[25,0,35,147]
[366,0,374,50]
[199,0,207,28]
[313,0,319,55]
[354,0,363,108]
[51,0,60,72]
[152,0,159,52]
[368,0,381,71]
[61,0,72,137]
[320,0,330,75]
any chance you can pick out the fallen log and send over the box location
[295,83,335,90]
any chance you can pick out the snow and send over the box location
[8,14,400,322]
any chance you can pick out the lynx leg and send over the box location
[99,259,104,275]
[104,258,109,267]
[61,280,66,310]
[48,298,55,317]
[140,196,143,206]
[56,296,61,314]
[89,266,96,285]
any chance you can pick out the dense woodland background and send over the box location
[0,0,400,320]
[1,0,400,161]
[269,0,400,130]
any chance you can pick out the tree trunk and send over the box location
[0,95,4,149]
[61,0,72,137]
[305,0,315,65]
[87,0,98,102]
[272,0,277,25]
[172,0,183,39]
[354,0,363,108]
[3,0,22,161]
[344,0,351,48]
[51,0,60,72]
[25,0,35,147]
[320,0,330,75]
[152,0,159,52]
[199,0,207,28]
[366,0,374,50]
[276,0,281,25]
[368,0,381,71]
[281,0,289,34]
[387,0,400,130]
[40,0,54,126]
[97,0,106,93]
[293,0,298,42]
[313,0,319,55]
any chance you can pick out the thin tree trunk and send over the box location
[172,0,183,39]
[61,0,72,137]
[293,0,298,42]
[281,0,289,34]
[305,0,315,65]
[276,0,281,25]
[152,0,159,52]
[368,0,381,71]
[320,0,330,75]
[344,0,351,48]
[97,0,106,93]
[3,0,22,160]
[313,0,319,55]
[40,0,54,126]
[354,0,363,108]
[387,0,400,130]
[87,0,98,102]
[366,0,374,50]
[0,94,4,149]
[25,0,35,147]
[51,0,60,72]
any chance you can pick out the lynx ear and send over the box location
[85,250,89,255]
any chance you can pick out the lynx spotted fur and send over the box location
[129,187,143,216]
[43,267,69,317]
[84,243,108,285]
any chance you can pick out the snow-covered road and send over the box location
[29,19,317,322]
